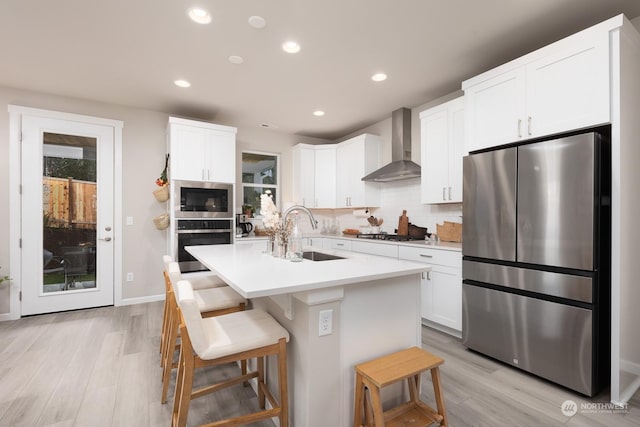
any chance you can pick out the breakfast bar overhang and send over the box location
[186,242,431,427]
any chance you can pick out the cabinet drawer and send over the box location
[398,246,461,268]
[324,238,352,251]
[351,241,398,258]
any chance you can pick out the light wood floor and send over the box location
[0,302,637,426]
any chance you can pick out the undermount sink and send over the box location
[302,251,346,261]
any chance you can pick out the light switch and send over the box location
[126,216,134,225]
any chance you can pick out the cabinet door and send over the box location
[203,129,235,183]
[336,140,360,207]
[170,125,206,181]
[421,272,433,320]
[429,266,462,331]
[292,146,315,207]
[421,109,449,203]
[464,68,526,152]
[314,147,336,208]
[526,32,610,139]
[336,136,380,208]
[448,101,465,203]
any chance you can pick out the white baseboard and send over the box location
[118,293,165,306]
[0,312,16,322]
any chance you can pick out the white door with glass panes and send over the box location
[20,114,117,315]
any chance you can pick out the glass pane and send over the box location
[42,132,98,293]
[242,153,277,185]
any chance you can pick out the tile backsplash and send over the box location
[290,178,462,236]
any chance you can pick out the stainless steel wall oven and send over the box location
[174,219,233,273]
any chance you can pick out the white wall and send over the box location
[0,85,329,315]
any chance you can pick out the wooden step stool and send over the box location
[354,346,447,427]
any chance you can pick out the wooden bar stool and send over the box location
[159,255,227,365]
[173,280,289,427]
[161,262,247,403]
[354,346,447,427]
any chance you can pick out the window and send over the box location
[241,151,279,217]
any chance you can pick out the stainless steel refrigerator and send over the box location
[462,130,610,396]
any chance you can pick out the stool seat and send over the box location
[188,273,226,289]
[354,347,447,427]
[189,286,247,313]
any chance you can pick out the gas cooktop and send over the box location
[355,233,425,241]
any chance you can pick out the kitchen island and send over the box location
[186,242,431,427]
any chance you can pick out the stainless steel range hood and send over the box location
[362,108,421,182]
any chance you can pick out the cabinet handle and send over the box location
[528,116,532,136]
[442,187,446,200]
[202,169,205,180]
[337,243,344,247]
[315,199,318,208]
[518,119,522,138]
[422,271,431,280]
[448,187,452,200]
[419,254,433,258]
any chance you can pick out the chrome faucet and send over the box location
[282,205,318,229]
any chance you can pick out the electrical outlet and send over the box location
[319,309,333,336]
[126,272,134,282]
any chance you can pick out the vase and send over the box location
[265,236,275,255]
[273,235,287,258]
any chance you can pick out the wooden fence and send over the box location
[43,177,97,230]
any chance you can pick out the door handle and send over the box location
[100,236,112,242]
[518,119,522,138]
[105,226,112,232]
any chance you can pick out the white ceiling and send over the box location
[2,0,640,140]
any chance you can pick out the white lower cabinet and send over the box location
[398,246,462,334]
[323,238,352,251]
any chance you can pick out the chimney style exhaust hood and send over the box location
[361,107,421,182]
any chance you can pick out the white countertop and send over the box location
[186,242,431,299]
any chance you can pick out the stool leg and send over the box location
[407,373,420,403]
[277,338,289,427]
[363,387,374,427]
[353,374,364,427]
[366,380,385,427]
[431,367,447,426]
[257,355,266,409]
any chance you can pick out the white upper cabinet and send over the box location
[314,145,337,208]
[168,117,236,183]
[336,134,381,208]
[420,96,465,204]
[292,144,336,208]
[463,24,610,152]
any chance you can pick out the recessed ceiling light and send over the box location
[371,73,388,82]
[313,110,325,117]
[248,15,267,29]
[187,7,212,24]
[228,55,244,64]
[174,79,191,88]
[282,41,301,54]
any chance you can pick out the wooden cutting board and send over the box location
[398,210,409,236]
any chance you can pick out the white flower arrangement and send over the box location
[260,192,292,243]
[260,192,281,229]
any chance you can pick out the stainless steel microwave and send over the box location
[172,180,233,218]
